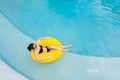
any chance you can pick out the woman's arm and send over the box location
[34,51,51,61]
[36,37,51,44]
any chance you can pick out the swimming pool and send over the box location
[0,0,120,80]
[0,0,120,57]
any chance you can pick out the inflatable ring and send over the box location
[30,37,63,63]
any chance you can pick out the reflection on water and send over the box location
[47,0,120,21]
[47,0,120,57]
[91,0,120,32]
[47,0,93,18]
[101,0,120,14]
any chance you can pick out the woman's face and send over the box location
[33,44,36,48]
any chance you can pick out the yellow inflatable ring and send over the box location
[30,37,63,63]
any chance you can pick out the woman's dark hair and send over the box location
[27,43,34,51]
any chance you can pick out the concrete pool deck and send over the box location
[0,60,28,80]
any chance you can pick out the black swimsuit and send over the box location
[39,45,50,53]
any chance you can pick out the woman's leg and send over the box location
[47,44,72,50]
[59,44,73,49]
[47,46,64,50]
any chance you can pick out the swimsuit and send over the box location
[39,45,50,53]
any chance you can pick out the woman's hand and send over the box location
[46,56,51,59]
[37,56,51,61]
[40,37,51,40]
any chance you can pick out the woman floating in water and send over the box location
[27,37,72,61]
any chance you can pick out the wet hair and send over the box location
[27,43,34,51]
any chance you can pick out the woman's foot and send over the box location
[62,44,73,49]
[67,44,73,48]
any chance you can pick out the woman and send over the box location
[27,37,72,61]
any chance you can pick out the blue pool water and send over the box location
[0,0,120,80]
[0,0,120,57]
